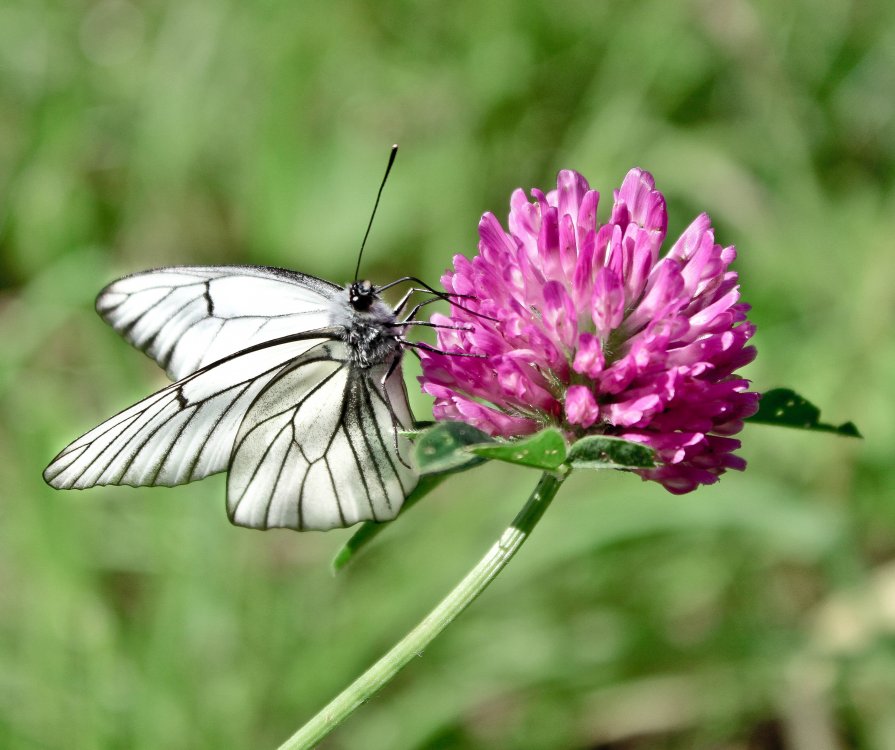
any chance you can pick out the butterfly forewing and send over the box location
[227,344,417,531]
[97,266,341,380]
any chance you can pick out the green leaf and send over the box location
[331,474,446,574]
[468,427,568,470]
[567,435,656,470]
[747,388,861,438]
[413,421,494,475]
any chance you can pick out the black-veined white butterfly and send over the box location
[43,147,459,531]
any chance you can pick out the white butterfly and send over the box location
[43,264,424,530]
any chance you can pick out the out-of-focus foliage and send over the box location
[2,0,894,748]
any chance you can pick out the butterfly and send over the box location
[42,147,462,531]
[44,262,433,528]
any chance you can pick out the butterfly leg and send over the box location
[397,339,487,358]
[377,275,475,299]
[392,288,464,318]
[380,277,494,323]
[397,295,443,322]
[391,287,421,317]
[396,320,473,331]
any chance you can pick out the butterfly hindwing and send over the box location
[96,266,341,380]
[227,343,417,531]
[43,334,336,491]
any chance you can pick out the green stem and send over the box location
[278,469,568,750]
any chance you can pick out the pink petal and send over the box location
[542,280,578,351]
[592,267,625,338]
[577,189,600,245]
[556,169,590,221]
[537,206,564,282]
[572,332,605,379]
[565,385,599,428]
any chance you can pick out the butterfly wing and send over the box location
[96,266,342,380]
[43,333,338,490]
[227,343,418,531]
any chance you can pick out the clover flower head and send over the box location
[420,168,759,493]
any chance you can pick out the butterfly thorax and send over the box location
[329,282,402,369]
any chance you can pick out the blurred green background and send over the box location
[2,0,894,748]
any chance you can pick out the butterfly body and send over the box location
[44,266,419,531]
[329,281,404,369]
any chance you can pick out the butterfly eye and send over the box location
[350,280,376,310]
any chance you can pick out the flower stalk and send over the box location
[278,469,568,750]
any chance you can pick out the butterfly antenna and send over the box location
[355,144,399,281]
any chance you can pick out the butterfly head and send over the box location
[349,279,377,311]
